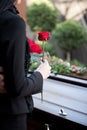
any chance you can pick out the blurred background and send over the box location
[16,0,87,79]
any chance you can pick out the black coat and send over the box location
[0,5,43,115]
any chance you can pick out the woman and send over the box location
[0,0,51,130]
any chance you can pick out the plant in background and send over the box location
[29,54,87,78]
[52,20,87,62]
[27,3,59,32]
[28,33,87,79]
[49,56,87,76]
[42,43,56,56]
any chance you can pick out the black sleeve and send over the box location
[4,17,43,97]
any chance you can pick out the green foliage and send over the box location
[51,62,72,74]
[28,0,54,9]
[40,42,56,56]
[70,59,86,67]
[29,54,87,78]
[29,54,41,71]
[52,20,87,52]
[27,3,59,32]
[44,43,56,56]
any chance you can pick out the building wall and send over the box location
[15,0,27,22]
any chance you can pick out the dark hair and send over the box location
[0,0,15,14]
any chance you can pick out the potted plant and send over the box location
[52,20,87,62]
[27,3,60,32]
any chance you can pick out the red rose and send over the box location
[38,31,50,41]
[27,38,43,54]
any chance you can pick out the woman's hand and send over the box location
[0,67,7,93]
[35,60,51,80]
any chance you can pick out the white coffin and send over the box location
[32,74,87,126]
